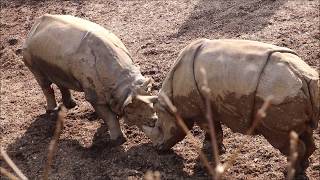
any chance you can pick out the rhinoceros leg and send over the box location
[92,104,126,146]
[31,69,57,112]
[260,127,315,180]
[202,121,226,154]
[38,79,57,112]
[57,85,76,109]
[23,53,57,112]
[291,129,316,180]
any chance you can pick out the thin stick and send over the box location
[0,167,20,180]
[43,105,66,180]
[0,148,28,180]
[200,68,222,179]
[144,170,161,180]
[221,96,273,175]
[287,131,298,180]
[160,93,215,177]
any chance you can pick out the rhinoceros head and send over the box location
[122,78,158,129]
[142,102,187,151]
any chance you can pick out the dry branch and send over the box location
[200,68,222,180]
[144,170,161,180]
[43,105,66,180]
[159,93,215,177]
[287,131,298,180]
[0,148,28,180]
[0,167,20,180]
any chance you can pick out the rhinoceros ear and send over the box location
[140,78,153,94]
[136,95,158,105]
[122,93,133,110]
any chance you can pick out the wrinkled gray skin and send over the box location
[23,14,156,145]
[143,39,319,179]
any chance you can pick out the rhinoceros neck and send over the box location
[109,76,146,115]
[98,63,144,115]
[83,32,145,115]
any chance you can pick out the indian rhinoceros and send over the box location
[142,39,319,179]
[22,14,155,145]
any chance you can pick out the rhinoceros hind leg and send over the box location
[41,82,57,113]
[262,128,314,180]
[92,104,126,145]
[58,86,76,109]
[33,72,57,112]
[291,129,315,180]
[23,54,57,112]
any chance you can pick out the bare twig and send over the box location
[144,170,161,180]
[43,105,66,180]
[160,93,215,177]
[0,167,20,180]
[287,131,298,180]
[0,148,28,180]
[221,96,273,175]
[200,68,222,179]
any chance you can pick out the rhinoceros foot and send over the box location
[283,169,309,180]
[295,174,309,180]
[108,135,126,146]
[64,99,77,109]
[155,148,174,155]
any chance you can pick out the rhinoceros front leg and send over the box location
[57,85,77,109]
[92,104,126,146]
[199,121,226,154]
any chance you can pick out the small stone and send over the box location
[15,48,22,55]
[8,38,18,46]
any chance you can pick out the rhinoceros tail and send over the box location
[308,77,320,129]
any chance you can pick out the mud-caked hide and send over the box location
[159,38,319,135]
[23,14,148,115]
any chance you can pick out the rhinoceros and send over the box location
[22,14,155,145]
[142,39,319,179]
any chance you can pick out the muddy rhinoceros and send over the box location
[23,14,156,145]
[142,39,319,179]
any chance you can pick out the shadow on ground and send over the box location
[170,0,288,39]
[5,111,192,179]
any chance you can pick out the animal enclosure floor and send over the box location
[1,0,319,179]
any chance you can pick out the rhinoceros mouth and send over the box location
[142,124,185,151]
[142,125,164,146]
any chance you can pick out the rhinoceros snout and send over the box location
[142,125,163,143]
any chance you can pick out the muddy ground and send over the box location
[0,0,319,179]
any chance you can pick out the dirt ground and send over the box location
[0,0,319,179]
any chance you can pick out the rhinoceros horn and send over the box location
[137,78,153,94]
[136,95,158,104]
[142,78,152,88]
[142,125,162,143]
